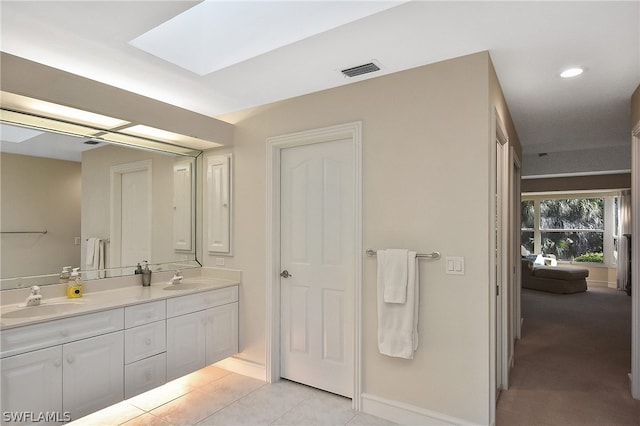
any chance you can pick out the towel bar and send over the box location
[1,230,47,234]
[366,248,440,259]
[86,238,111,243]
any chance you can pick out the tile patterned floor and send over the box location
[69,365,394,426]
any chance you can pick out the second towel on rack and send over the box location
[377,249,419,359]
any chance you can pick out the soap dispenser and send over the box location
[67,268,83,298]
[134,263,143,275]
[59,266,72,283]
[141,261,152,287]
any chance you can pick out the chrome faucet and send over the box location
[24,285,43,306]
[169,270,183,285]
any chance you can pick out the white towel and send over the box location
[377,250,419,359]
[85,238,105,279]
[86,237,97,268]
[382,249,409,303]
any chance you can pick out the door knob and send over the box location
[280,270,292,278]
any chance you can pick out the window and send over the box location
[521,194,619,265]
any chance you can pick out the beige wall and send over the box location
[82,145,194,271]
[209,51,515,424]
[1,153,81,278]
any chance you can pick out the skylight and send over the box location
[0,123,44,143]
[129,0,406,76]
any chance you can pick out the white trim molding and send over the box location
[522,169,632,180]
[265,121,363,408]
[631,121,640,399]
[214,356,266,382]
[361,393,470,425]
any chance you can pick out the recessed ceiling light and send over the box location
[560,67,584,78]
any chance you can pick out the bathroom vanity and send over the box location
[0,272,239,422]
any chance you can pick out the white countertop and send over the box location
[0,271,240,330]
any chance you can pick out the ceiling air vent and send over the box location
[341,62,380,78]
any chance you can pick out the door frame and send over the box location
[265,122,362,409]
[631,120,640,399]
[489,108,510,423]
[510,147,522,345]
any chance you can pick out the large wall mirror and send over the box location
[0,123,201,290]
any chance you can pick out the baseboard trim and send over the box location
[214,356,266,381]
[361,393,472,425]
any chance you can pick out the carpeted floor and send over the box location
[496,286,640,425]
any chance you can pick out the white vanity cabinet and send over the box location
[123,300,167,399]
[0,308,124,423]
[166,286,238,381]
[0,346,63,423]
[0,283,239,422]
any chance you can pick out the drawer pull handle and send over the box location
[66,355,75,364]
[53,359,62,368]
[60,330,69,337]
[145,338,152,345]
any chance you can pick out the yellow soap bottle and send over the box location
[67,267,83,298]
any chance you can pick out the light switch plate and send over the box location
[445,256,464,275]
[216,258,225,266]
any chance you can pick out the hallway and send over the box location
[496,287,640,425]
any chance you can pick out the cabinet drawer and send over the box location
[124,353,166,399]
[1,309,124,359]
[166,286,238,318]
[125,300,166,328]
[124,321,166,364]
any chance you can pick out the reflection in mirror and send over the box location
[0,123,200,290]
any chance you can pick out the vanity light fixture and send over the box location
[560,67,584,78]
[0,108,200,156]
[0,91,210,156]
[120,124,217,151]
[1,91,129,129]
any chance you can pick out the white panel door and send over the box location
[121,169,150,266]
[280,138,354,397]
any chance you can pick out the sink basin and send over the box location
[162,282,210,291]
[1,302,84,319]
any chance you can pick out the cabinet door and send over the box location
[1,346,63,421]
[205,302,239,365]
[206,154,231,254]
[173,159,194,252]
[166,311,206,381]
[63,331,124,420]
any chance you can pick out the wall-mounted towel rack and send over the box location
[366,248,440,259]
[1,230,48,235]
[86,238,110,243]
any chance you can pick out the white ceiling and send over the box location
[1,1,638,169]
